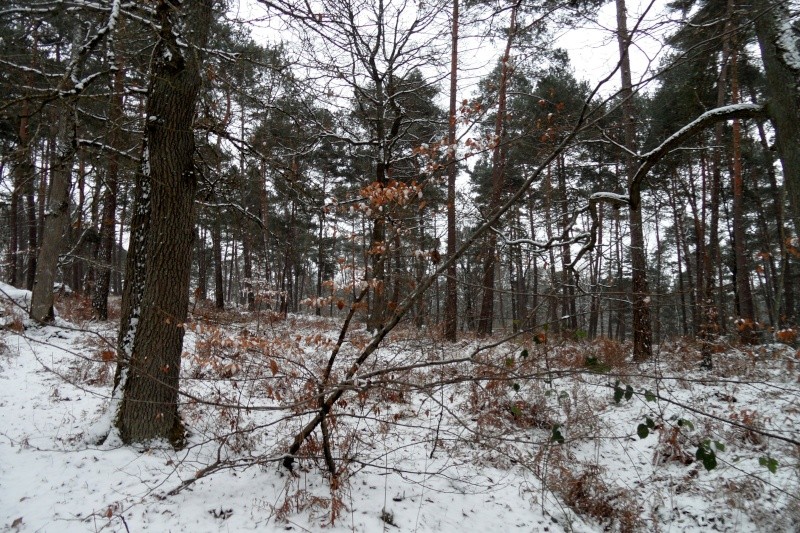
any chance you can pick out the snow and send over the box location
[640,103,765,160]
[776,14,800,72]
[1,294,798,532]
[589,191,630,204]
[141,145,150,178]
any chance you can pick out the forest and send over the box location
[1,0,799,531]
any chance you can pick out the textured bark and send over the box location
[115,0,213,444]
[557,156,577,331]
[754,0,800,235]
[616,0,652,360]
[444,0,459,342]
[30,107,76,323]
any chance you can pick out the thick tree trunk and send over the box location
[754,0,800,235]
[115,0,213,445]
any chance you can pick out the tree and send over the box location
[753,0,800,235]
[27,2,122,322]
[92,64,126,320]
[477,2,518,337]
[444,0,459,341]
[113,0,214,444]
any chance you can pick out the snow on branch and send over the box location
[196,201,266,231]
[571,103,766,269]
[77,138,139,161]
[631,103,766,198]
[0,59,63,79]
[776,7,800,72]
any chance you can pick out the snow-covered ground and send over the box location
[1,285,798,532]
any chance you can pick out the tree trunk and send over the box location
[93,65,124,320]
[6,106,33,288]
[7,175,19,287]
[616,0,652,359]
[753,0,800,235]
[114,0,213,445]
[477,4,517,337]
[30,106,76,323]
[444,0,459,342]
[212,207,225,310]
[197,225,208,301]
[730,47,756,342]
[24,139,38,292]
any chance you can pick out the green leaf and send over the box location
[613,381,624,404]
[714,441,725,452]
[637,423,650,439]
[512,383,520,392]
[551,425,565,444]
[574,329,588,340]
[759,456,778,474]
[509,404,522,418]
[520,349,529,359]
[584,356,611,373]
[644,390,656,402]
[702,451,717,471]
[677,418,694,431]
[696,444,717,471]
[646,417,656,429]
[505,357,515,368]
[624,385,634,401]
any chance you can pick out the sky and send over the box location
[232,0,674,100]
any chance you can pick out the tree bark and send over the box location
[753,0,800,235]
[115,0,213,445]
[7,104,34,288]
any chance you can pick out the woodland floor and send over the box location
[1,283,799,532]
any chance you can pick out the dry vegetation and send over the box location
[78,304,792,531]
[5,301,799,531]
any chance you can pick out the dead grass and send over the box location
[551,464,643,532]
